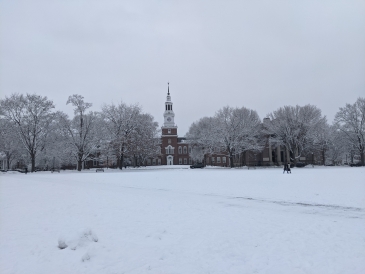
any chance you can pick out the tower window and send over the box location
[165,145,175,154]
[168,129,171,134]
[168,139,171,144]
[183,147,187,154]
[178,146,182,154]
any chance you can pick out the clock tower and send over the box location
[163,83,175,127]
[161,83,178,165]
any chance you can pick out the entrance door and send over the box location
[167,155,173,165]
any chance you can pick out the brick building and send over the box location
[160,84,191,165]
[157,85,306,167]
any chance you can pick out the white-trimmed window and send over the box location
[222,157,226,164]
[211,157,215,163]
[189,147,192,153]
[189,158,192,164]
[184,158,187,164]
[147,159,151,165]
[93,160,98,166]
[152,159,156,165]
[168,129,171,134]
[158,159,161,165]
[165,145,175,155]
[183,147,187,154]
[168,139,171,144]
[178,146,182,154]
[217,157,221,163]
[179,158,182,164]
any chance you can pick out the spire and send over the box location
[167,82,170,95]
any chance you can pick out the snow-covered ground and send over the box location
[1,166,364,274]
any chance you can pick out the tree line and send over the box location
[0,93,364,171]
[0,94,160,172]
[186,98,365,167]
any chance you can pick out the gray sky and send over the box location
[1,0,364,135]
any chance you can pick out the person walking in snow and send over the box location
[287,163,291,174]
[283,163,287,174]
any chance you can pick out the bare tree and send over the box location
[129,113,160,166]
[326,126,347,165]
[0,119,22,169]
[334,97,365,166]
[59,95,99,171]
[186,116,217,164]
[312,119,331,165]
[187,107,263,168]
[189,146,205,164]
[0,93,55,171]
[266,105,326,164]
[214,106,263,168]
[101,102,143,169]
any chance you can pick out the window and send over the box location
[222,157,226,164]
[93,160,98,166]
[165,145,175,154]
[183,147,187,154]
[189,158,192,164]
[158,159,161,165]
[152,159,156,165]
[189,147,192,153]
[168,139,171,144]
[212,157,215,163]
[178,146,182,154]
[179,158,182,164]
[184,158,187,164]
[217,157,221,163]
[168,129,171,134]
[147,159,151,165]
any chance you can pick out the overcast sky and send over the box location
[1,0,364,135]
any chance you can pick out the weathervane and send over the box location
[167,82,170,95]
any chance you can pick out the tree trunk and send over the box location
[77,158,82,171]
[322,149,326,165]
[120,154,124,169]
[361,148,364,166]
[77,160,82,171]
[31,154,35,172]
[229,151,234,168]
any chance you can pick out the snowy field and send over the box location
[1,166,364,274]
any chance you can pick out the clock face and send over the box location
[167,117,172,122]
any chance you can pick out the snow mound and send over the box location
[57,238,67,250]
[58,229,98,261]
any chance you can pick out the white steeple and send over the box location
[163,82,176,127]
